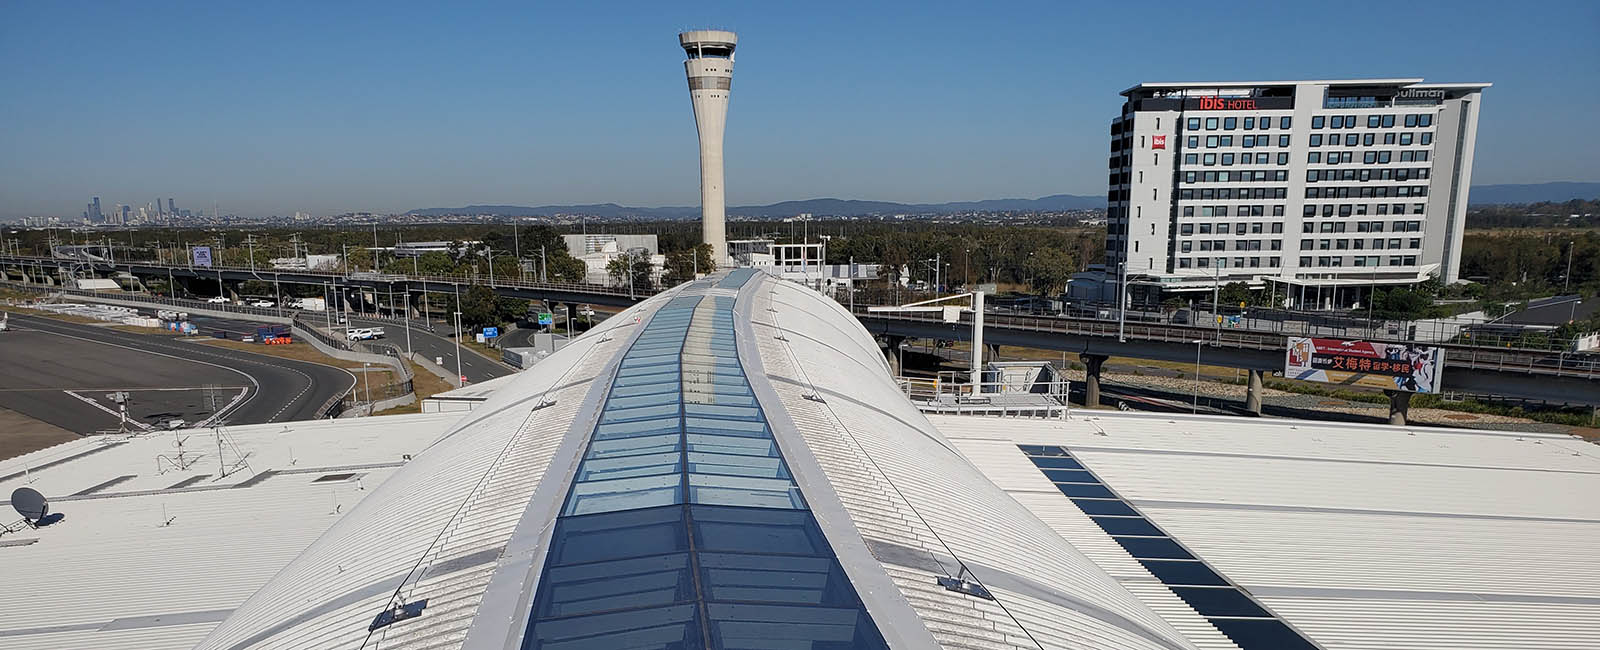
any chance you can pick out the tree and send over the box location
[1218,282,1250,308]
[545,249,589,283]
[1023,247,1075,295]
[458,285,499,330]
[663,243,716,285]
[607,252,653,289]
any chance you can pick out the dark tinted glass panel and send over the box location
[1139,559,1228,586]
[1042,469,1097,483]
[1028,456,1082,469]
[1072,499,1139,517]
[547,507,689,565]
[1057,483,1116,499]
[1092,516,1163,536]
[1113,536,1193,559]
[525,603,699,650]
[705,602,888,650]
[1019,445,1069,457]
[534,554,693,619]
[1208,619,1321,650]
[692,505,828,556]
[1171,587,1272,618]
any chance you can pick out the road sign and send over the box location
[482,326,500,338]
[537,312,553,326]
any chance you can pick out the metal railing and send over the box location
[857,306,1600,379]
[0,254,659,300]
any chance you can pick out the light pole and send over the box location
[1117,261,1127,342]
[1564,240,1574,294]
[1212,261,1221,337]
[453,310,465,387]
[1192,339,1204,413]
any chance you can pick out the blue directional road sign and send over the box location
[482,327,499,338]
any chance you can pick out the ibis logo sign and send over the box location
[1151,135,1167,150]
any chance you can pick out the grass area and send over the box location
[373,359,455,416]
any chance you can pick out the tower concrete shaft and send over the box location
[680,30,737,266]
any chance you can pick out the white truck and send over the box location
[290,297,326,311]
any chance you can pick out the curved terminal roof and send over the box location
[193,269,1196,650]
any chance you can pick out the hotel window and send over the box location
[1419,113,1432,127]
[1224,117,1237,130]
[1179,258,1192,268]
[1243,136,1254,148]
[1364,152,1377,164]
[1184,171,1197,182]
[1280,116,1292,129]
[1400,133,1414,145]
[1279,134,1291,147]
[1310,134,1323,146]
[1184,153,1198,164]
[1345,133,1358,146]
[1312,116,1325,129]
[1222,153,1235,165]
[1221,136,1233,146]
[1206,135,1219,148]
[1181,241,1192,253]
[1331,115,1344,128]
[1382,114,1395,127]
[1244,117,1255,129]
[1181,223,1193,234]
[1199,223,1212,234]
[1363,133,1374,146]
[1277,152,1289,165]
[1384,133,1396,144]
[1203,153,1216,166]
[1183,206,1195,216]
[1257,152,1270,164]
[1272,206,1285,217]
[1188,117,1201,130]
[1303,205,1316,217]
[1368,115,1381,128]
[1421,132,1433,145]
[1405,114,1418,127]
[1206,117,1219,130]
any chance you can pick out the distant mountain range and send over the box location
[408,182,1600,218]
[407,194,1105,219]
[1466,182,1600,205]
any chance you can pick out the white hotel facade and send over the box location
[1082,79,1488,310]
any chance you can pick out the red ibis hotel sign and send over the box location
[1151,135,1166,150]
[1190,96,1258,110]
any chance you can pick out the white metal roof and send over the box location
[932,411,1600,650]
[0,413,461,650]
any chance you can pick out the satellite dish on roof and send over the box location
[11,487,48,521]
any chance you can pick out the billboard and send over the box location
[1285,337,1443,393]
[192,246,213,268]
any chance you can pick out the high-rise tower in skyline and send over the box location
[680,30,737,265]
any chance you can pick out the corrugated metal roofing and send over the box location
[933,411,1600,650]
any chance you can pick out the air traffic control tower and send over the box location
[680,30,737,265]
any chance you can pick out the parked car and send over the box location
[345,328,375,341]
[206,296,229,304]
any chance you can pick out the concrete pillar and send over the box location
[883,336,905,376]
[1245,368,1264,416]
[1080,354,1107,408]
[1386,389,1412,426]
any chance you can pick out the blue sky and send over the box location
[2,0,1597,218]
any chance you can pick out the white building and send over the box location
[4,269,1596,650]
[560,233,658,257]
[1087,79,1488,310]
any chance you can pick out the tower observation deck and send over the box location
[680,30,737,266]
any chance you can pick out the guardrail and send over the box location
[857,307,1600,379]
[0,254,658,300]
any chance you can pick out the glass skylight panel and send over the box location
[528,284,886,648]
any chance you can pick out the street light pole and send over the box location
[453,310,465,387]
[1192,339,1204,413]
[1117,261,1127,342]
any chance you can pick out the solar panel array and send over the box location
[1019,445,1320,650]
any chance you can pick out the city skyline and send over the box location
[3,1,1598,219]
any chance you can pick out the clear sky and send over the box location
[2,0,1597,218]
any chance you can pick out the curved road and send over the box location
[343,316,513,384]
[6,313,356,425]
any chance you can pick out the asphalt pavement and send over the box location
[343,316,513,384]
[2,313,356,428]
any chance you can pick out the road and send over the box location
[343,316,513,384]
[2,313,356,428]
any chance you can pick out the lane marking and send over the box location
[61,390,153,431]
